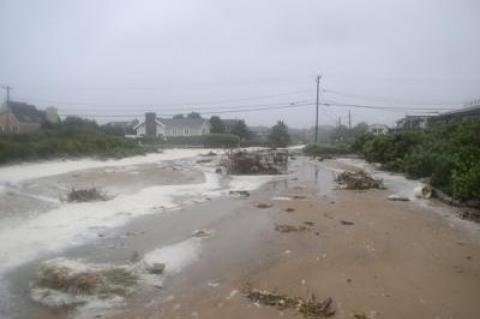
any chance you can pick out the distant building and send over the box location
[221,119,242,133]
[105,119,139,135]
[396,115,432,129]
[434,103,480,121]
[368,123,389,135]
[135,112,210,138]
[249,126,270,138]
[0,101,57,133]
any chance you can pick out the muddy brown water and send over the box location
[2,157,335,319]
[5,156,479,319]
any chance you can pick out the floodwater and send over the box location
[2,151,477,319]
[0,149,335,319]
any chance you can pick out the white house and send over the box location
[135,113,210,138]
[368,123,389,135]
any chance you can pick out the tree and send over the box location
[209,116,225,133]
[351,122,369,138]
[268,121,290,148]
[231,120,251,141]
[61,116,98,130]
[173,114,185,119]
[187,112,202,119]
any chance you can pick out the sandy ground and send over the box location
[105,158,480,319]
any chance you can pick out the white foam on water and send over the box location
[0,170,221,276]
[228,175,276,191]
[0,149,220,185]
[143,238,201,275]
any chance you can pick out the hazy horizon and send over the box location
[1,0,479,128]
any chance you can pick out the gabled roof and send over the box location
[436,104,480,119]
[158,118,209,130]
[5,101,44,123]
[221,119,242,126]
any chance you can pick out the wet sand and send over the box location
[105,158,480,319]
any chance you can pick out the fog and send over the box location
[1,0,479,128]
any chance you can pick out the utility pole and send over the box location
[314,75,321,143]
[1,85,12,102]
[348,110,352,133]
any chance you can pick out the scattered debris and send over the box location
[414,185,432,199]
[192,229,212,238]
[304,221,315,227]
[223,149,288,175]
[229,190,251,197]
[201,151,217,157]
[32,258,138,304]
[387,195,410,201]
[340,220,354,226]
[144,262,166,275]
[256,202,273,209]
[196,158,213,164]
[226,289,239,300]
[286,207,296,212]
[458,210,480,223]
[129,251,141,263]
[244,289,335,318]
[353,314,368,319]
[67,187,107,203]
[207,280,220,287]
[275,224,308,233]
[335,171,384,190]
[293,195,307,200]
[272,196,293,201]
[215,167,223,174]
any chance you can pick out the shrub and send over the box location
[303,143,351,156]
[203,134,239,147]
[353,117,480,203]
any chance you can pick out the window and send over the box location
[184,128,189,136]
[172,128,176,136]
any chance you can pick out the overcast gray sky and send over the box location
[1,0,479,128]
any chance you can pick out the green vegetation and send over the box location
[0,116,148,164]
[303,143,352,156]
[268,121,290,148]
[102,268,139,287]
[353,118,480,202]
[143,133,240,148]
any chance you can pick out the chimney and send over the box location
[145,112,157,137]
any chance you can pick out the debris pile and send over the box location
[31,258,139,306]
[387,195,410,201]
[458,210,480,223]
[229,190,251,198]
[245,289,335,318]
[256,202,274,209]
[275,222,314,233]
[67,187,107,202]
[275,224,307,233]
[335,170,384,190]
[223,149,288,175]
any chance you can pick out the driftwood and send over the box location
[245,289,335,318]
[335,170,384,190]
[224,149,288,175]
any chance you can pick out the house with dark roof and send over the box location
[433,103,480,121]
[135,112,210,139]
[0,101,47,133]
[396,115,432,129]
[221,119,242,133]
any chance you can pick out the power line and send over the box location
[58,102,316,119]
[321,100,457,112]
[322,88,460,107]
[54,99,313,114]
[20,89,313,109]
